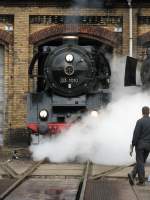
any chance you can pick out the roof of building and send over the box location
[0,0,149,8]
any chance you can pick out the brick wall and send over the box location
[0,6,149,145]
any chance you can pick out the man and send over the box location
[128,106,150,186]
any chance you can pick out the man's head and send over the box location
[142,106,150,116]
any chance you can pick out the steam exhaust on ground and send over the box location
[30,56,150,165]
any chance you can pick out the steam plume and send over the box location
[30,55,150,165]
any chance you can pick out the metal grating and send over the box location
[84,179,137,200]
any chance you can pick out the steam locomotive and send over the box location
[27,36,111,135]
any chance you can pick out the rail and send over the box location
[0,161,142,200]
[131,185,141,200]
[0,159,45,200]
[91,163,141,200]
[0,162,18,178]
[77,163,142,200]
[92,163,135,180]
[78,161,92,200]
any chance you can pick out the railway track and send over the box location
[78,163,142,200]
[0,160,89,200]
[0,161,147,200]
[0,159,45,200]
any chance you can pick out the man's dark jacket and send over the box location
[132,116,150,150]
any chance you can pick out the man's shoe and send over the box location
[128,173,135,185]
[136,182,145,186]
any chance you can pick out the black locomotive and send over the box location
[27,36,111,135]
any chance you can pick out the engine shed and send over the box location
[0,0,150,145]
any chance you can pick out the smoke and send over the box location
[64,0,103,27]
[110,55,142,99]
[72,0,103,7]
[30,55,150,165]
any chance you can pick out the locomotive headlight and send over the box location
[91,110,98,117]
[66,54,74,63]
[39,109,48,119]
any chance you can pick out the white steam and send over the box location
[30,56,150,165]
[72,0,103,7]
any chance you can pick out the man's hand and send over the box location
[130,144,133,157]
